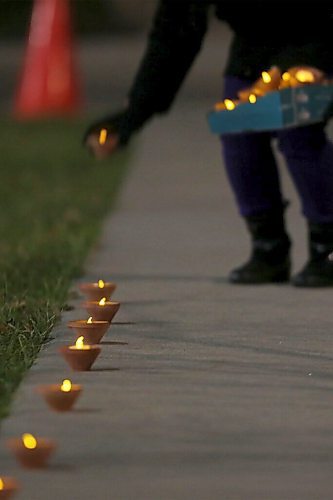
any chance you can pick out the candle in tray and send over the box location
[214,98,238,111]
[252,66,281,95]
[79,279,117,301]
[0,476,19,499]
[67,316,110,344]
[36,378,82,412]
[59,336,101,371]
[280,66,325,89]
[6,433,56,469]
[83,297,120,322]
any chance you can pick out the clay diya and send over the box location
[79,279,117,301]
[0,477,19,499]
[6,433,56,469]
[67,316,110,345]
[83,297,120,322]
[36,379,82,412]
[59,336,101,371]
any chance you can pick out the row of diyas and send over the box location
[3,278,120,483]
[214,65,326,111]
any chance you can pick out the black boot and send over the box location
[228,208,291,284]
[291,222,333,287]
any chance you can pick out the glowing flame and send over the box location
[295,69,315,83]
[87,316,93,324]
[61,379,72,392]
[0,478,4,490]
[282,72,291,81]
[261,71,272,83]
[22,433,37,449]
[98,279,105,288]
[223,99,235,111]
[76,336,85,349]
[248,94,257,104]
[99,297,107,306]
[69,335,90,350]
[99,128,107,145]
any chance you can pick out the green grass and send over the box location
[0,118,132,419]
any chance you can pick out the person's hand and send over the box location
[85,128,120,160]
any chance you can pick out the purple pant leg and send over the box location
[220,76,285,217]
[276,124,333,223]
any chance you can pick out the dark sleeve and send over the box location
[120,0,209,141]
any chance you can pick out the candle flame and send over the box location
[261,71,272,83]
[61,379,72,392]
[282,72,291,81]
[99,128,107,145]
[76,336,85,349]
[99,297,107,306]
[248,94,257,104]
[223,99,236,111]
[87,316,93,324]
[98,279,105,288]
[22,433,37,449]
[0,478,3,490]
[295,69,315,83]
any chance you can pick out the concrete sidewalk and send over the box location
[1,97,333,499]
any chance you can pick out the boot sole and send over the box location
[228,270,290,285]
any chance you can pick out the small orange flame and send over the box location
[248,94,257,104]
[76,336,85,349]
[61,379,72,392]
[22,433,37,449]
[87,316,93,324]
[261,71,272,83]
[98,279,105,289]
[282,72,291,81]
[99,128,107,145]
[223,99,236,111]
[69,335,90,350]
[99,297,107,306]
[0,478,4,490]
[295,69,315,83]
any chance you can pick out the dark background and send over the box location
[0,0,156,38]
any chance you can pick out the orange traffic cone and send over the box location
[14,0,81,119]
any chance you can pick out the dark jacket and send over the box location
[88,0,333,145]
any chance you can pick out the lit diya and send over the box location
[36,379,82,412]
[67,316,110,344]
[238,66,281,101]
[83,297,120,322]
[6,433,56,469]
[78,279,117,301]
[59,336,101,371]
[0,476,19,499]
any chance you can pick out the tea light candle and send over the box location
[59,336,101,371]
[0,476,19,499]
[67,317,110,344]
[6,433,56,469]
[79,279,117,301]
[36,379,82,412]
[83,297,120,322]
